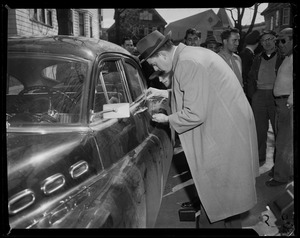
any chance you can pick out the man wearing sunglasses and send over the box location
[266,28,294,187]
[247,30,285,167]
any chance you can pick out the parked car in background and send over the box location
[6,36,173,228]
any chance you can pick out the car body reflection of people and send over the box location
[137,30,259,228]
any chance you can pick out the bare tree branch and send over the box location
[247,3,259,35]
[226,8,238,26]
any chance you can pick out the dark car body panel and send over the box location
[7,36,173,228]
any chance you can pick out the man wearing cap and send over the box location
[201,34,222,53]
[239,30,260,103]
[136,30,259,228]
[248,30,285,166]
[266,28,294,187]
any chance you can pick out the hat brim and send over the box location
[149,70,165,80]
[259,31,277,40]
[140,31,172,63]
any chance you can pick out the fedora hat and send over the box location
[259,30,277,40]
[137,30,172,63]
[149,70,165,80]
[201,35,222,47]
[278,27,293,37]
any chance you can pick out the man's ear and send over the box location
[158,51,167,59]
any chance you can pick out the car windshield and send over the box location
[6,54,88,126]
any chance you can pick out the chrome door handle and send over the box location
[41,173,65,195]
[69,160,89,179]
[8,189,35,215]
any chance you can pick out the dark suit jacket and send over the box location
[240,47,255,99]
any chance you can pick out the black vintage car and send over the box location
[6,36,173,228]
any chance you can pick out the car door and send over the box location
[83,54,173,228]
[7,57,105,229]
[121,56,173,227]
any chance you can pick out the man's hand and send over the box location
[146,87,168,100]
[152,113,169,123]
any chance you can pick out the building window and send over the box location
[275,10,279,27]
[69,10,74,35]
[139,10,152,20]
[133,27,138,36]
[46,10,52,26]
[270,16,274,30]
[144,27,149,35]
[89,16,93,37]
[39,9,45,23]
[79,12,85,36]
[32,9,38,20]
[282,8,290,25]
[30,9,53,27]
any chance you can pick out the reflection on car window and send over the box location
[124,62,143,101]
[93,60,127,115]
[6,55,87,125]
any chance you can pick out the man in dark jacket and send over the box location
[247,30,285,166]
[239,30,260,103]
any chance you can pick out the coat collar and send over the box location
[172,43,187,72]
[245,46,255,55]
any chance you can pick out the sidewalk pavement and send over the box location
[155,122,290,235]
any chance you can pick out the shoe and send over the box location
[265,179,288,187]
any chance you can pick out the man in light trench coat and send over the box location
[137,30,259,227]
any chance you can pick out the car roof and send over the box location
[8,35,131,61]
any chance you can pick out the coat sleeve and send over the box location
[168,60,209,134]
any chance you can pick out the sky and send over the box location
[102,4,268,29]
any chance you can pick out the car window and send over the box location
[123,62,143,101]
[92,60,128,115]
[7,55,87,125]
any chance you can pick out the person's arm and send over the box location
[167,60,209,134]
[146,87,169,99]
